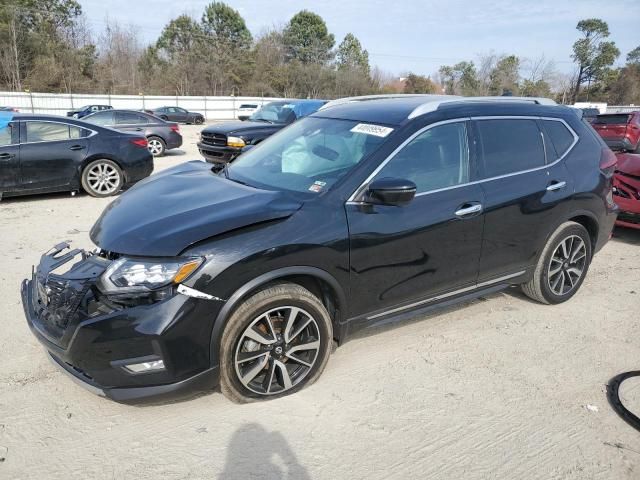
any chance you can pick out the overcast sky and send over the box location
[79,0,640,77]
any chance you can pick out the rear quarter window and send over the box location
[541,120,575,160]
[475,119,545,178]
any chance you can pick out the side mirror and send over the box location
[241,144,255,153]
[365,178,417,206]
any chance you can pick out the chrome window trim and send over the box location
[346,115,578,204]
[366,270,526,320]
[21,119,98,145]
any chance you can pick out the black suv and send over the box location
[22,96,618,403]
[197,100,326,163]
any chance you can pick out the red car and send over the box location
[613,153,640,229]
[592,112,640,153]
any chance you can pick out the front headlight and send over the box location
[99,257,203,294]
[227,136,245,148]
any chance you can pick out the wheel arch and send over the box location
[566,211,599,255]
[209,266,347,367]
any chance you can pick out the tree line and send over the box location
[0,1,638,104]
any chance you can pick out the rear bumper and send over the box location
[197,142,241,163]
[602,137,635,152]
[166,132,183,150]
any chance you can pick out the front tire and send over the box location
[147,136,166,157]
[81,159,124,197]
[195,116,204,125]
[219,283,333,403]
[521,221,592,304]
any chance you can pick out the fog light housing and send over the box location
[123,359,165,374]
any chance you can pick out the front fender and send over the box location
[206,266,347,367]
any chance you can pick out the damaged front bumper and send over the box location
[613,172,640,229]
[21,243,222,401]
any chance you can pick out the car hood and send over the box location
[201,121,283,136]
[90,161,302,256]
[615,152,640,176]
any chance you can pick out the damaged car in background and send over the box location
[22,95,618,403]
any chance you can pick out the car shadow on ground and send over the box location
[611,226,640,245]
[217,423,311,480]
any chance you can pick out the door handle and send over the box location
[0,153,15,160]
[546,181,566,192]
[69,145,85,151]
[455,203,483,218]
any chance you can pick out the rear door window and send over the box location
[116,111,146,124]
[475,119,545,178]
[541,120,575,160]
[25,122,79,143]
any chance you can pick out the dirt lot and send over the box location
[1,124,639,479]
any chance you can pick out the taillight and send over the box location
[600,147,617,175]
[170,124,180,133]
[131,138,148,148]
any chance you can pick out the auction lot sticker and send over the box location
[350,123,394,137]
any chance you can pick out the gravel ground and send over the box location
[0,124,639,479]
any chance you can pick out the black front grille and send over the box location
[37,277,92,331]
[201,132,227,146]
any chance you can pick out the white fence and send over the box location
[0,91,288,120]
[606,105,639,114]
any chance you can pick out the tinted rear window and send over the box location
[476,119,545,178]
[593,114,630,125]
[542,120,575,159]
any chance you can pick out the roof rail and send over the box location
[319,94,457,111]
[408,96,557,119]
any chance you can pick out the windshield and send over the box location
[227,117,391,194]
[249,102,297,124]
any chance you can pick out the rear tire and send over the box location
[219,283,333,403]
[521,221,592,304]
[147,136,166,157]
[195,116,204,125]
[81,159,123,198]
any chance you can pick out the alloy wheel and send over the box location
[547,235,587,296]
[86,162,120,195]
[234,306,321,396]
[148,138,164,156]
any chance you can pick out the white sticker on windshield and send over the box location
[350,123,394,138]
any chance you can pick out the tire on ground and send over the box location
[147,136,166,157]
[521,221,592,304]
[219,282,333,403]
[80,159,124,198]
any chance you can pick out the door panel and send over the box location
[473,118,574,282]
[19,121,89,190]
[0,122,20,191]
[346,120,484,318]
[346,185,485,317]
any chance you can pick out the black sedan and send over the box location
[150,106,204,125]
[0,113,153,199]
[83,109,183,157]
[66,104,112,119]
